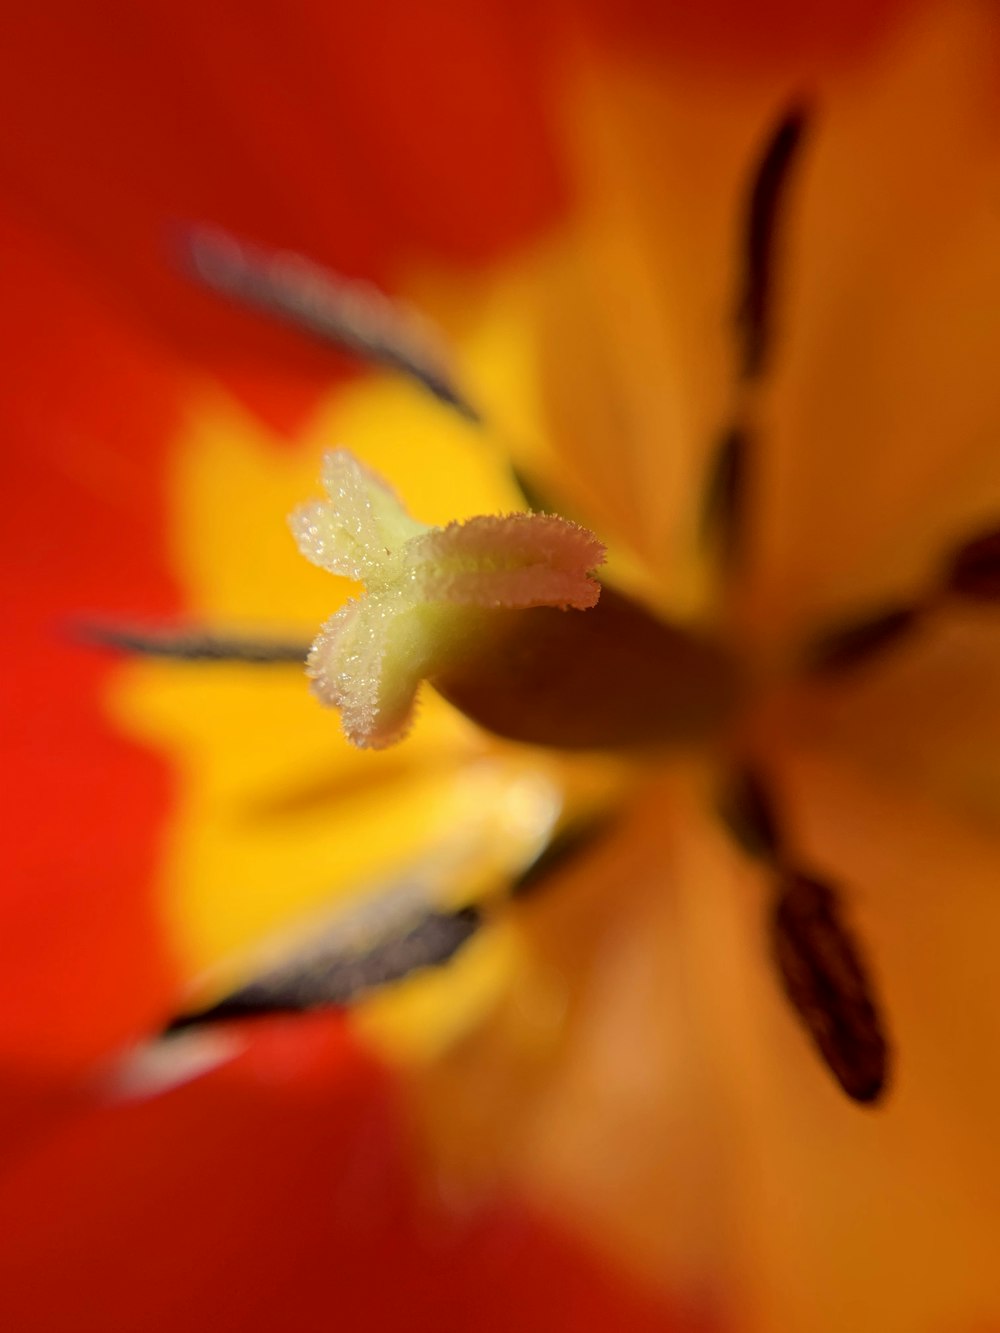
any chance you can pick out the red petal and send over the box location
[0,1017,699,1333]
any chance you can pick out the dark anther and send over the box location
[737,104,810,381]
[770,872,889,1105]
[805,605,922,675]
[512,812,621,900]
[165,905,483,1033]
[944,525,1000,601]
[75,622,311,664]
[180,225,481,423]
[716,764,784,863]
[701,423,750,569]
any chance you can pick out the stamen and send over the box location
[165,905,482,1032]
[181,225,481,422]
[703,104,811,570]
[801,518,1000,681]
[716,763,784,862]
[718,764,892,1105]
[804,604,922,675]
[736,104,811,381]
[291,450,605,749]
[770,871,889,1104]
[803,518,1000,675]
[74,622,311,664]
[943,524,1000,600]
[701,422,751,570]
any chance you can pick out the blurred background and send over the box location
[4,2,1000,1330]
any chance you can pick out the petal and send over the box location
[0,1020,693,1333]
[733,748,1000,1333]
[0,215,180,1067]
[575,0,919,68]
[742,2,1000,642]
[789,608,1000,836]
[402,776,732,1311]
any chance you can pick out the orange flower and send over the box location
[3,2,1000,1332]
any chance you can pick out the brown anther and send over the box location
[770,872,889,1104]
[166,905,482,1032]
[737,103,811,381]
[701,423,752,571]
[944,525,1000,601]
[182,225,480,421]
[805,604,922,675]
[716,764,784,863]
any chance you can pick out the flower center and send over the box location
[291,449,744,752]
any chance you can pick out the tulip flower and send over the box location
[3,2,1000,1332]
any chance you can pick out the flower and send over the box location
[4,3,1000,1333]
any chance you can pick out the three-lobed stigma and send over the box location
[289,450,605,748]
